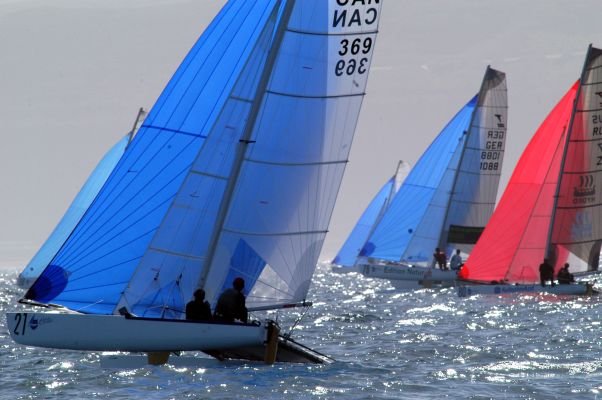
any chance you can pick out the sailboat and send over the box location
[16,108,147,289]
[359,67,508,287]
[7,0,383,364]
[458,45,602,297]
[331,160,410,273]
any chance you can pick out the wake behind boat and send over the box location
[8,0,383,365]
[457,45,602,297]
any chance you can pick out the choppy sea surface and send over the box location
[1,265,602,399]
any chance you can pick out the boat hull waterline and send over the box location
[457,283,597,297]
[330,264,361,274]
[6,312,266,352]
[361,262,458,282]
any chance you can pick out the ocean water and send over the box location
[1,265,602,400]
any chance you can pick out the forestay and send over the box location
[25,0,383,317]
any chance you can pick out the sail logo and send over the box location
[29,316,52,330]
[571,211,593,240]
[495,114,505,128]
[573,174,596,204]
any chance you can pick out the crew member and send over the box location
[557,263,575,284]
[214,277,248,323]
[434,248,447,270]
[450,249,463,271]
[185,288,212,321]
[539,258,555,287]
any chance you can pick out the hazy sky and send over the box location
[0,0,600,268]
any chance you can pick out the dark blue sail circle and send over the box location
[359,242,376,257]
[26,265,69,304]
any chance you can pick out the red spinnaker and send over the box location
[463,82,579,283]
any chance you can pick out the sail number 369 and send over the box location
[336,37,373,77]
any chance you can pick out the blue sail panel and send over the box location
[26,0,280,313]
[333,177,394,267]
[219,239,267,298]
[116,1,282,318]
[364,97,477,262]
[18,134,129,287]
[402,136,464,261]
[117,0,384,313]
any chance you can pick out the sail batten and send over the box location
[245,158,348,167]
[139,125,210,139]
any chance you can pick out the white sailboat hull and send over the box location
[330,264,361,274]
[6,312,266,352]
[360,262,458,282]
[457,283,598,297]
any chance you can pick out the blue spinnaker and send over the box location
[363,97,477,262]
[333,177,394,267]
[26,0,281,314]
[27,0,384,317]
[18,134,130,288]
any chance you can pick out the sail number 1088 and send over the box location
[335,37,373,77]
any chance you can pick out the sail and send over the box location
[201,0,383,310]
[463,83,579,282]
[550,46,602,275]
[118,0,382,314]
[18,134,130,288]
[362,97,477,262]
[25,0,283,313]
[332,161,409,268]
[442,68,508,253]
[26,0,383,316]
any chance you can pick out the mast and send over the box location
[436,66,493,252]
[197,0,296,291]
[128,107,146,145]
[544,44,593,262]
